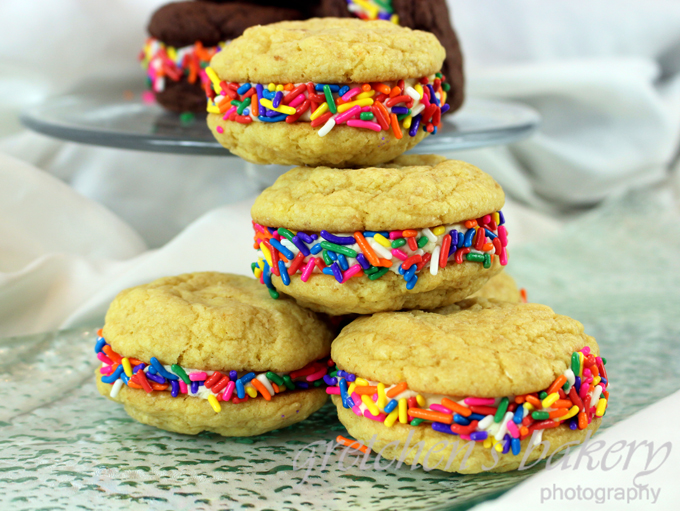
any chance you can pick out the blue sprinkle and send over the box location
[190,381,199,394]
[236,83,251,95]
[511,437,521,456]
[278,260,290,286]
[502,434,512,454]
[297,232,314,244]
[339,379,350,408]
[146,372,166,384]
[356,253,371,269]
[485,229,497,239]
[336,370,347,378]
[432,422,457,435]
[309,233,319,241]
[513,404,524,424]
[470,431,488,441]
[427,84,440,106]
[391,106,409,115]
[242,108,249,116]
[310,243,322,255]
[132,363,145,374]
[291,236,310,257]
[498,210,505,225]
[601,377,608,385]
[403,265,416,282]
[150,357,179,380]
[441,103,451,114]
[296,381,309,389]
[170,380,179,397]
[236,379,245,399]
[315,84,340,92]
[259,106,268,116]
[346,374,356,382]
[322,267,334,276]
[258,114,287,123]
[569,418,578,430]
[338,85,350,97]
[102,365,124,384]
[266,227,277,235]
[330,262,344,283]
[255,84,264,99]
[263,261,274,290]
[147,366,157,375]
[229,370,238,380]
[120,373,129,385]
[241,372,256,384]
[272,90,283,108]
[574,376,581,393]
[337,253,349,271]
[363,231,390,238]
[320,230,356,245]
[265,108,280,118]
[384,399,398,413]
[454,414,471,426]
[326,250,338,262]
[406,275,418,290]
[398,265,405,275]
[464,228,475,247]
[469,413,486,421]
[409,114,421,137]
[323,375,337,386]
[94,337,106,354]
[262,88,276,100]
[432,126,438,135]
[270,238,294,260]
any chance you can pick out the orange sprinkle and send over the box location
[402,229,418,238]
[525,395,542,409]
[128,358,144,367]
[553,399,573,408]
[548,408,569,419]
[337,435,370,454]
[464,220,478,229]
[482,243,494,251]
[354,231,380,266]
[378,258,393,267]
[102,345,121,364]
[97,328,103,337]
[520,426,529,438]
[577,411,588,430]
[272,383,281,393]
[441,398,472,417]
[547,375,567,395]
[126,380,143,389]
[515,395,526,404]
[252,93,259,117]
[389,86,401,98]
[251,379,272,401]
[354,386,378,395]
[409,408,453,424]
[151,383,169,391]
[361,83,372,92]
[390,113,403,139]
[375,83,391,94]
[520,288,528,303]
[386,382,408,398]
[284,83,294,91]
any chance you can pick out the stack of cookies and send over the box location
[98,18,610,474]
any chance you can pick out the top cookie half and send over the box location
[210,18,445,84]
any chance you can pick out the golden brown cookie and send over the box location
[205,18,450,167]
[251,156,509,315]
[328,298,610,473]
[96,272,334,436]
[467,270,520,303]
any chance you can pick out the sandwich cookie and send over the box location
[95,272,333,436]
[329,299,609,473]
[206,18,448,167]
[250,155,508,315]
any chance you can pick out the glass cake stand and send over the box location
[20,77,540,156]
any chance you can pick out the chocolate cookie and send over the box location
[142,2,303,113]
[313,0,465,113]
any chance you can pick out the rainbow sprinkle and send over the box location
[205,73,450,137]
[329,346,609,455]
[140,38,225,94]
[251,212,507,297]
[96,330,333,411]
[347,0,399,23]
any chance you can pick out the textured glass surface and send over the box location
[20,77,540,156]
[1,189,679,510]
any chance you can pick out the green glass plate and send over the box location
[1,189,679,510]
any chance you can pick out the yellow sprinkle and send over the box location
[206,103,220,114]
[441,90,447,105]
[384,409,399,427]
[257,258,265,269]
[483,437,492,449]
[377,383,388,408]
[245,385,257,398]
[167,47,177,61]
[493,212,500,225]
[354,0,379,16]
[259,98,296,116]
[253,268,262,279]
[578,352,585,377]
[267,83,276,92]
[121,358,132,377]
[559,405,580,421]
[362,394,380,416]
[414,83,424,100]
[337,98,374,113]
[310,102,329,120]
[595,398,607,417]
[208,394,221,413]
[357,90,376,100]
[416,394,427,408]
[542,392,559,408]
[432,226,446,236]
[398,398,408,424]
[494,441,504,452]
[594,376,601,385]
[402,115,412,129]
[391,14,399,24]
[275,84,284,92]
[524,402,535,412]
[373,233,391,248]
[348,382,356,396]
[355,378,369,386]
[260,243,273,267]
[205,67,222,94]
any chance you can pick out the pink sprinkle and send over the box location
[272,231,281,241]
[300,259,316,282]
[389,231,403,240]
[222,106,236,120]
[326,387,341,395]
[464,397,496,406]
[341,87,361,101]
[222,381,235,401]
[498,225,508,247]
[583,368,592,378]
[460,434,471,441]
[346,119,382,132]
[352,405,363,417]
[364,410,387,422]
[421,91,431,108]
[581,346,591,356]
[343,264,363,280]
[179,381,188,394]
[97,352,113,365]
[351,392,361,403]
[372,393,378,401]
[306,367,327,382]
[189,372,207,381]
[579,382,590,400]
[482,214,491,224]
[361,106,372,112]
[430,404,451,413]
[507,420,520,438]
[499,246,508,266]
[216,126,224,134]
[100,366,113,375]
[391,248,408,261]
[288,93,305,108]
[141,91,155,104]
[252,222,266,234]
[335,105,362,124]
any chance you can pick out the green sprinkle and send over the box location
[171,364,190,384]
[230,99,241,107]
[539,391,548,400]
[571,352,580,375]
[268,289,280,299]
[329,371,338,377]
[319,241,357,258]
[277,228,295,241]
[251,262,258,274]
[532,411,550,421]
[313,380,322,387]
[359,112,374,121]
[466,253,485,263]
[483,253,491,269]
[368,267,390,280]
[374,0,393,11]
[417,236,429,249]
[323,84,337,114]
[322,250,334,266]
[391,238,406,248]
[266,372,284,386]
[494,397,509,423]
[435,72,443,79]
[410,418,425,426]
[602,357,607,365]
[179,112,195,124]
[442,82,451,92]
[364,266,380,275]
[237,97,251,115]
[563,381,571,392]
[282,375,295,390]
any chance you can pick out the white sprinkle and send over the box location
[411,103,426,117]
[110,379,124,398]
[529,429,544,448]
[421,227,438,243]
[495,411,514,442]
[405,86,421,101]
[281,239,299,256]
[368,239,392,260]
[430,246,440,276]
[564,368,575,390]
[318,117,336,137]
[478,415,494,430]
[256,373,276,396]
